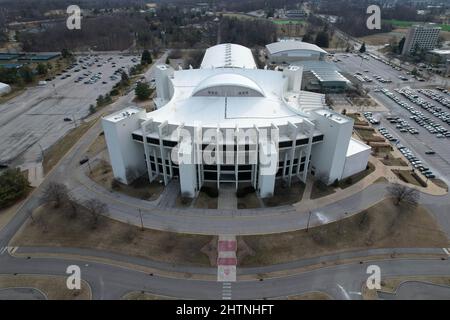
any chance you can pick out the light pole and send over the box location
[306,211,312,232]
[37,142,44,161]
[138,208,144,231]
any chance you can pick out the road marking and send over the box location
[222,282,232,300]
[0,247,19,255]
[9,247,18,254]
[443,248,450,256]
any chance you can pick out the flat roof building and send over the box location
[402,23,441,55]
[266,40,328,63]
[102,44,370,198]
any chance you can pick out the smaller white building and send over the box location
[342,138,372,180]
[266,40,328,63]
[0,82,11,96]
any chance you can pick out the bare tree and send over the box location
[387,183,419,207]
[67,198,79,219]
[41,182,69,208]
[83,199,108,229]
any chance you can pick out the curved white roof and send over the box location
[266,40,327,55]
[192,73,264,97]
[201,43,257,69]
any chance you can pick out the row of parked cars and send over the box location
[397,145,436,179]
[397,88,450,124]
[362,112,380,125]
[379,126,436,179]
[378,127,398,142]
[386,116,419,135]
[418,88,450,109]
[381,88,450,138]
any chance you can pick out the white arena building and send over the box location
[102,43,371,198]
[266,40,328,63]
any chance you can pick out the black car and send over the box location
[79,157,89,165]
[425,151,436,155]
[63,117,72,122]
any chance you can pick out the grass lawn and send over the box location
[392,169,423,187]
[362,276,450,300]
[310,180,336,200]
[43,119,96,174]
[193,191,218,209]
[339,162,376,189]
[240,198,448,267]
[383,20,450,32]
[237,192,262,209]
[263,179,306,207]
[272,19,305,25]
[11,204,212,267]
[89,160,164,201]
[288,292,332,300]
[0,275,90,300]
[380,154,408,167]
[122,291,176,300]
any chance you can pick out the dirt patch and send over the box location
[287,292,333,300]
[201,237,218,266]
[11,204,212,267]
[240,199,448,267]
[89,160,164,201]
[339,162,376,189]
[86,132,106,158]
[263,179,305,207]
[193,191,218,209]
[380,154,408,167]
[362,276,450,300]
[310,180,336,200]
[392,169,423,187]
[0,275,90,300]
[237,192,261,209]
[122,291,176,300]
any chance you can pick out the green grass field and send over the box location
[272,19,305,25]
[383,19,450,32]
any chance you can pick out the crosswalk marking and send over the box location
[222,282,232,300]
[0,246,19,255]
[443,248,450,256]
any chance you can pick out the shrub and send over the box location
[111,178,121,190]
[0,168,30,209]
[201,186,219,198]
[236,186,255,198]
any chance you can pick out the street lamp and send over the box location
[138,208,144,231]
[306,210,312,232]
[36,142,44,161]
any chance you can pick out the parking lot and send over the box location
[371,88,450,183]
[331,52,419,88]
[0,53,140,167]
[328,51,450,183]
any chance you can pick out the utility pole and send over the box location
[37,142,44,161]
[138,208,144,231]
[306,210,312,232]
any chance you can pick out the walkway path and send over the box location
[218,185,237,210]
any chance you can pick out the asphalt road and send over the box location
[0,50,449,300]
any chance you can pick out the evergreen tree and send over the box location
[359,42,366,54]
[141,50,153,65]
